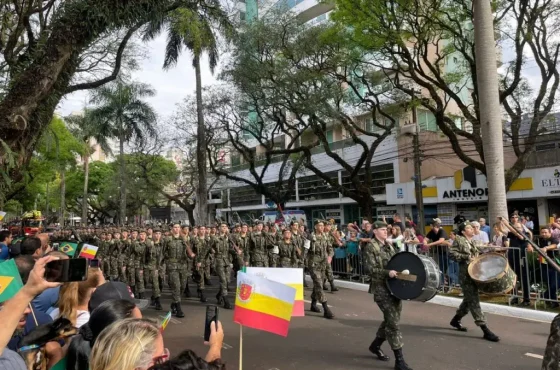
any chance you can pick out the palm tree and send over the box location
[66,109,113,226]
[89,80,157,225]
[143,1,234,225]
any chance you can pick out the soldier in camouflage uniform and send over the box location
[249,221,268,267]
[449,221,499,342]
[146,229,163,310]
[211,223,237,309]
[130,230,149,299]
[164,224,188,317]
[119,230,129,283]
[307,220,334,319]
[290,221,306,285]
[322,222,339,292]
[278,229,298,267]
[109,232,120,281]
[266,225,279,267]
[204,226,213,286]
[181,226,194,298]
[235,223,251,270]
[192,226,210,303]
[362,221,411,370]
[542,313,560,369]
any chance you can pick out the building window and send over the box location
[326,130,334,143]
[239,11,246,21]
[417,109,438,132]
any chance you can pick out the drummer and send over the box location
[449,221,500,342]
[364,221,413,370]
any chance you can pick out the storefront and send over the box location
[385,166,560,230]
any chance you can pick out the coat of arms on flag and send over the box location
[59,242,78,257]
[238,282,254,302]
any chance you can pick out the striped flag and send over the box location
[246,267,304,316]
[160,311,172,332]
[0,259,23,303]
[78,244,98,259]
[234,271,296,337]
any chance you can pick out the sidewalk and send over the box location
[307,276,558,323]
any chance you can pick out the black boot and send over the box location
[393,348,413,370]
[322,301,334,319]
[205,278,212,286]
[450,315,467,332]
[137,292,144,300]
[199,290,207,303]
[368,337,390,361]
[171,302,177,315]
[216,293,224,305]
[481,325,500,342]
[223,296,233,309]
[175,303,185,318]
[184,284,191,298]
[150,296,155,307]
[330,280,339,292]
[310,299,321,313]
[154,297,162,311]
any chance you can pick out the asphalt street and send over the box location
[142,278,550,370]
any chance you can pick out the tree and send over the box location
[0,0,223,196]
[66,109,113,226]
[89,80,157,225]
[211,13,408,220]
[143,1,235,225]
[330,0,560,189]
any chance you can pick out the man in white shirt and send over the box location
[471,221,489,244]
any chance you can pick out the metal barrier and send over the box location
[330,243,560,310]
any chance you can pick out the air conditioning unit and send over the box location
[399,124,418,136]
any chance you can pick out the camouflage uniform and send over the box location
[249,232,268,267]
[211,234,234,308]
[449,235,485,326]
[323,232,337,290]
[145,238,162,309]
[109,239,120,281]
[234,233,251,270]
[307,232,329,304]
[542,313,560,370]
[363,237,402,350]
[266,231,279,267]
[180,235,193,297]
[192,236,211,302]
[278,239,297,267]
[164,234,188,317]
[119,239,130,283]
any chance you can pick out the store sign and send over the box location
[540,169,560,194]
[325,209,341,219]
[397,188,404,199]
[441,167,488,201]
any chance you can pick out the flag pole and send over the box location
[29,304,38,327]
[239,324,243,370]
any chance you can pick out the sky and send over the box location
[56,34,218,121]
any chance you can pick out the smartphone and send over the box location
[52,243,60,251]
[45,259,88,283]
[204,305,219,342]
[89,259,100,268]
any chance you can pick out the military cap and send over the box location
[372,221,388,229]
[241,222,247,227]
[314,219,325,225]
[254,220,263,225]
[458,221,472,233]
[234,223,240,227]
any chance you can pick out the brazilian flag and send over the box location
[59,241,78,257]
[0,259,23,303]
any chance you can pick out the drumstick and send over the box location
[395,273,417,282]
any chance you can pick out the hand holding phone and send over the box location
[204,305,219,342]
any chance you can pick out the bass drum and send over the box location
[468,253,517,295]
[385,252,440,302]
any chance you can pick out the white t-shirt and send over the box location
[49,308,90,328]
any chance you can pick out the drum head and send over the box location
[386,252,428,300]
[469,253,508,282]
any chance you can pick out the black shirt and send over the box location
[538,237,559,260]
[427,228,447,242]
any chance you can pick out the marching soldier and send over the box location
[109,232,119,281]
[192,226,210,303]
[449,221,499,342]
[249,221,268,267]
[204,226,213,286]
[278,228,298,267]
[145,229,163,310]
[323,221,339,292]
[181,226,193,298]
[131,230,149,299]
[211,222,238,309]
[235,223,250,270]
[363,221,412,370]
[164,223,193,317]
[119,230,129,283]
[266,224,279,267]
[307,220,334,319]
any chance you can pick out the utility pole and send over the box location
[412,106,425,234]
[473,0,508,223]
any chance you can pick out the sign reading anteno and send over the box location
[442,166,488,200]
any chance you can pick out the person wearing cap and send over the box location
[145,229,163,310]
[180,226,194,299]
[211,222,238,309]
[233,224,250,271]
[164,224,193,318]
[363,221,412,370]
[322,222,339,292]
[449,221,499,342]
[307,220,335,319]
[249,221,268,267]
[192,226,211,303]
[89,281,147,314]
[290,221,307,287]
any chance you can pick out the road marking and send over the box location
[303,299,333,307]
[169,318,182,324]
[525,353,543,360]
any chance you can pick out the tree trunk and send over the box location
[194,54,208,226]
[60,170,66,227]
[119,134,127,225]
[361,197,374,223]
[82,146,90,226]
[473,0,508,228]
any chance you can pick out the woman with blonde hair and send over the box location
[50,267,103,327]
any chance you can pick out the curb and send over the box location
[306,276,558,323]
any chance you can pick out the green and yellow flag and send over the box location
[0,259,23,303]
[59,241,78,257]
